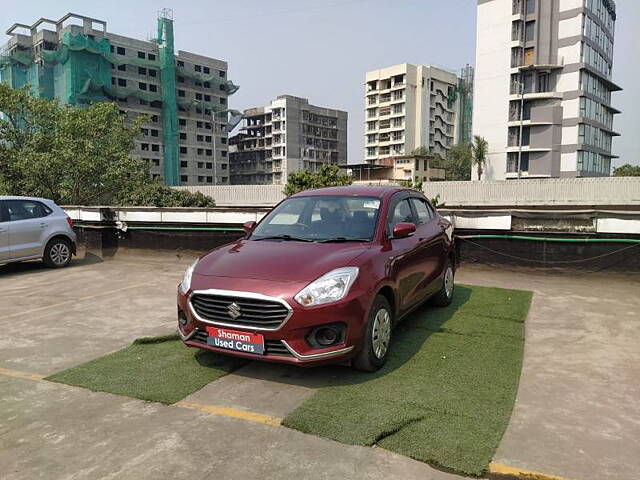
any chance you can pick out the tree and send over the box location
[613,163,640,177]
[443,143,472,181]
[471,135,488,180]
[0,84,215,207]
[283,163,352,196]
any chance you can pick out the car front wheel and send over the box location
[353,295,393,372]
[43,238,72,268]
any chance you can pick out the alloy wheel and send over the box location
[372,308,391,359]
[50,243,70,266]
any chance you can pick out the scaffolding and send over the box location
[457,64,474,145]
[0,12,240,186]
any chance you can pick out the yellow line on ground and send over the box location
[0,282,154,320]
[488,462,574,480]
[0,366,45,381]
[175,400,283,427]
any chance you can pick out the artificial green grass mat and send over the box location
[282,285,532,476]
[46,334,247,404]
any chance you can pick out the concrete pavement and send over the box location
[1,250,638,479]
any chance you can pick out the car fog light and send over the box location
[316,327,339,346]
[178,310,188,327]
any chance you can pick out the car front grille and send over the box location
[190,329,293,357]
[190,292,290,330]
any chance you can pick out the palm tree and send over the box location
[471,136,488,180]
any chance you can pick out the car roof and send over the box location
[290,185,411,199]
[0,195,55,203]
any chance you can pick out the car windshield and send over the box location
[250,195,382,242]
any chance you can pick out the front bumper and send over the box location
[177,277,370,366]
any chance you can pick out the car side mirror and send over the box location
[243,221,256,234]
[392,222,416,239]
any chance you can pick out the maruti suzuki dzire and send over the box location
[177,186,455,371]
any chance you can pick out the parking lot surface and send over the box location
[1,250,638,480]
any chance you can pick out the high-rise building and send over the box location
[364,64,460,163]
[0,12,238,186]
[473,0,621,180]
[229,95,347,185]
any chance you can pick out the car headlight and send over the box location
[179,260,198,294]
[294,267,359,307]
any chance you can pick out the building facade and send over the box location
[229,95,347,185]
[0,12,237,186]
[364,64,460,163]
[473,0,621,180]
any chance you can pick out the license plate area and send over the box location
[205,326,265,355]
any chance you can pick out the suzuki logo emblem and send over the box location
[227,302,241,319]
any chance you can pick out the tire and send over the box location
[43,238,72,268]
[353,295,393,372]
[431,260,454,307]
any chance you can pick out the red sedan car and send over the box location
[177,185,455,371]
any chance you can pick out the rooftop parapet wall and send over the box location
[174,177,640,209]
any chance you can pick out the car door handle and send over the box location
[40,223,48,228]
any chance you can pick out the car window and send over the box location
[266,198,306,225]
[5,200,51,221]
[410,198,435,225]
[387,199,414,233]
[251,195,381,242]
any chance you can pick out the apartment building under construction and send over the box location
[0,11,239,185]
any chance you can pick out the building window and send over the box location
[117,64,126,71]
[206,149,212,156]
[178,90,185,97]
[206,162,213,169]
[203,66,210,74]
[221,137,227,144]
[149,69,157,78]
[205,136,212,142]
[525,21,535,41]
[221,164,227,170]
[180,133,187,140]
[140,99,149,106]
[148,53,156,61]
[507,152,529,172]
[149,84,157,92]
[181,175,188,182]
[139,82,148,91]
[117,46,126,55]
[220,98,226,105]
[219,70,226,78]
[204,82,210,88]
[141,143,149,151]
[206,176,213,183]
[177,76,184,83]
[526,0,535,14]
[137,51,145,59]
[221,151,227,157]
[177,60,184,67]
[195,65,202,72]
[180,161,188,168]
[197,134,204,142]
[197,148,204,155]
[204,95,211,102]
[198,176,205,182]
[138,67,147,75]
[179,118,186,126]
[180,147,188,154]
[195,93,202,100]
[152,144,160,152]
[151,129,159,137]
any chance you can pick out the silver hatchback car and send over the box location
[0,196,77,268]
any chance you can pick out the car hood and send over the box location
[194,239,368,282]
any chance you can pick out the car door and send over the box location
[6,199,52,260]
[409,196,447,297]
[0,201,10,261]
[386,194,428,315]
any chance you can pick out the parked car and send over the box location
[177,186,455,371]
[0,196,76,268]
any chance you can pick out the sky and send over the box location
[5,0,639,167]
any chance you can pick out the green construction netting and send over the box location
[157,15,179,186]
[176,66,239,94]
